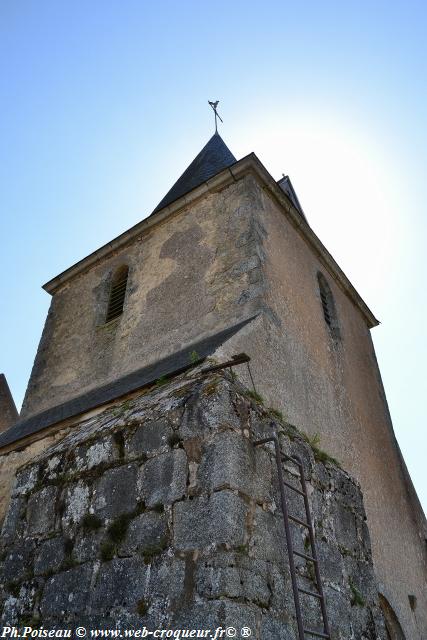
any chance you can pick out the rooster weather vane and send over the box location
[208,100,223,133]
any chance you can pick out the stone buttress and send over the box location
[1,372,387,639]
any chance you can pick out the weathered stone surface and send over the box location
[139,450,187,507]
[179,382,241,438]
[196,563,271,606]
[34,537,66,576]
[173,491,248,551]
[148,558,186,601]
[26,486,58,536]
[125,421,172,458]
[0,375,390,638]
[75,436,116,471]
[41,454,64,482]
[93,464,138,519]
[74,531,103,564]
[172,599,258,635]
[197,431,271,501]
[91,558,147,612]
[334,503,358,553]
[250,507,285,564]
[1,578,44,626]
[2,541,35,582]
[40,564,93,616]
[120,511,168,555]
[13,465,38,496]
[259,615,295,640]
[62,480,90,530]
[1,496,25,542]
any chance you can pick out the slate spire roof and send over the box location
[152,132,237,214]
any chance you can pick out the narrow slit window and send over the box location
[105,265,129,323]
[317,272,340,339]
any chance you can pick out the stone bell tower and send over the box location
[0,130,426,638]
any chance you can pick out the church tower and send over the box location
[1,131,426,638]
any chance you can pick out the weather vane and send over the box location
[208,100,223,133]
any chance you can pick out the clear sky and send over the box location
[0,1,426,513]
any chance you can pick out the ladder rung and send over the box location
[303,629,330,639]
[293,549,317,563]
[298,586,322,599]
[281,453,302,468]
[282,479,306,496]
[288,513,310,528]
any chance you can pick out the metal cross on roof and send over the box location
[208,100,223,133]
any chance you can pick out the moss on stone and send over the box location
[107,513,132,544]
[142,540,168,563]
[6,581,20,597]
[152,502,164,514]
[349,578,366,607]
[245,389,264,404]
[189,350,200,364]
[113,430,125,458]
[268,407,285,421]
[168,433,181,448]
[136,599,149,616]
[202,380,220,396]
[100,541,115,561]
[302,432,341,468]
[82,513,103,532]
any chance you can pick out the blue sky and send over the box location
[0,1,426,512]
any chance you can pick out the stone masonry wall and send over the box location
[1,371,387,639]
[21,174,266,419]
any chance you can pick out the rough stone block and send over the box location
[42,454,64,482]
[26,486,58,537]
[196,564,270,606]
[75,436,116,471]
[125,420,172,458]
[1,578,44,626]
[267,563,295,615]
[334,504,358,553]
[197,431,271,501]
[40,564,93,617]
[260,616,295,640]
[250,507,286,564]
[1,496,26,542]
[62,481,90,530]
[179,383,241,438]
[93,464,138,519]
[148,558,186,601]
[91,558,147,613]
[34,537,66,576]
[73,531,103,564]
[315,538,344,583]
[172,600,258,637]
[173,491,248,551]
[2,541,35,582]
[13,465,38,496]
[139,450,187,507]
[119,511,168,555]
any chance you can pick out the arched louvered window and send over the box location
[317,272,340,339]
[105,265,129,323]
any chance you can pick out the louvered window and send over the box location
[105,266,129,323]
[317,272,340,338]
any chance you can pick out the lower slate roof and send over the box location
[0,316,255,450]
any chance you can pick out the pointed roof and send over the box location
[152,132,237,214]
[277,175,307,222]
